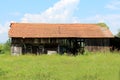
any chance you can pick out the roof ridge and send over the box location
[11,23,97,25]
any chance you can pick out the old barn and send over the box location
[9,23,113,55]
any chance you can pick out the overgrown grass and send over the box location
[0,52,120,80]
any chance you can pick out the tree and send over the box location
[116,29,120,38]
[0,44,4,54]
[3,39,11,52]
[0,39,11,54]
[97,23,109,29]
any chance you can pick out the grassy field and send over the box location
[0,52,120,80]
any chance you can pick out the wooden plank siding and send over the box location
[85,38,110,52]
[11,38,62,55]
[11,44,22,55]
[11,38,111,55]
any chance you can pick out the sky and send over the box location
[0,0,120,43]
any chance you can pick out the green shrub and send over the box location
[0,40,10,55]
[3,40,10,52]
[0,44,4,54]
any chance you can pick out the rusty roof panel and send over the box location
[8,23,114,38]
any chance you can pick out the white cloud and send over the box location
[0,22,9,34]
[0,22,10,43]
[21,0,80,23]
[79,14,120,35]
[0,0,80,43]
[106,0,120,10]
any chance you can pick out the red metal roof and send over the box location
[8,23,113,38]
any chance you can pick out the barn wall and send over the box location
[11,38,60,55]
[85,38,110,52]
[11,44,22,55]
[11,38,112,55]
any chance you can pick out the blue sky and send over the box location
[0,0,120,43]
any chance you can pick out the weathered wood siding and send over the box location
[85,38,110,52]
[11,44,22,55]
[11,38,112,55]
[11,38,60,55]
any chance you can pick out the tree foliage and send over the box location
[97,23,109,29]
[116,29,120,38]
[3,40,10,51]
[0,44,4,54]
[0,39,10,54]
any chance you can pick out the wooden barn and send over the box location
[8,23,113,55]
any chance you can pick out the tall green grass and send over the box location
[0,52,120,80]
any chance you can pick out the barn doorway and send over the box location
[32,45,44,54]
[70,38,85,55]
[32,46,39,54]
[44,44,58,54]
[77,39,85,54]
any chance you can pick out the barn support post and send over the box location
[21,39,26,54]
[58,44,60,54]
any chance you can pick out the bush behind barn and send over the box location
[0,40,10,54]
